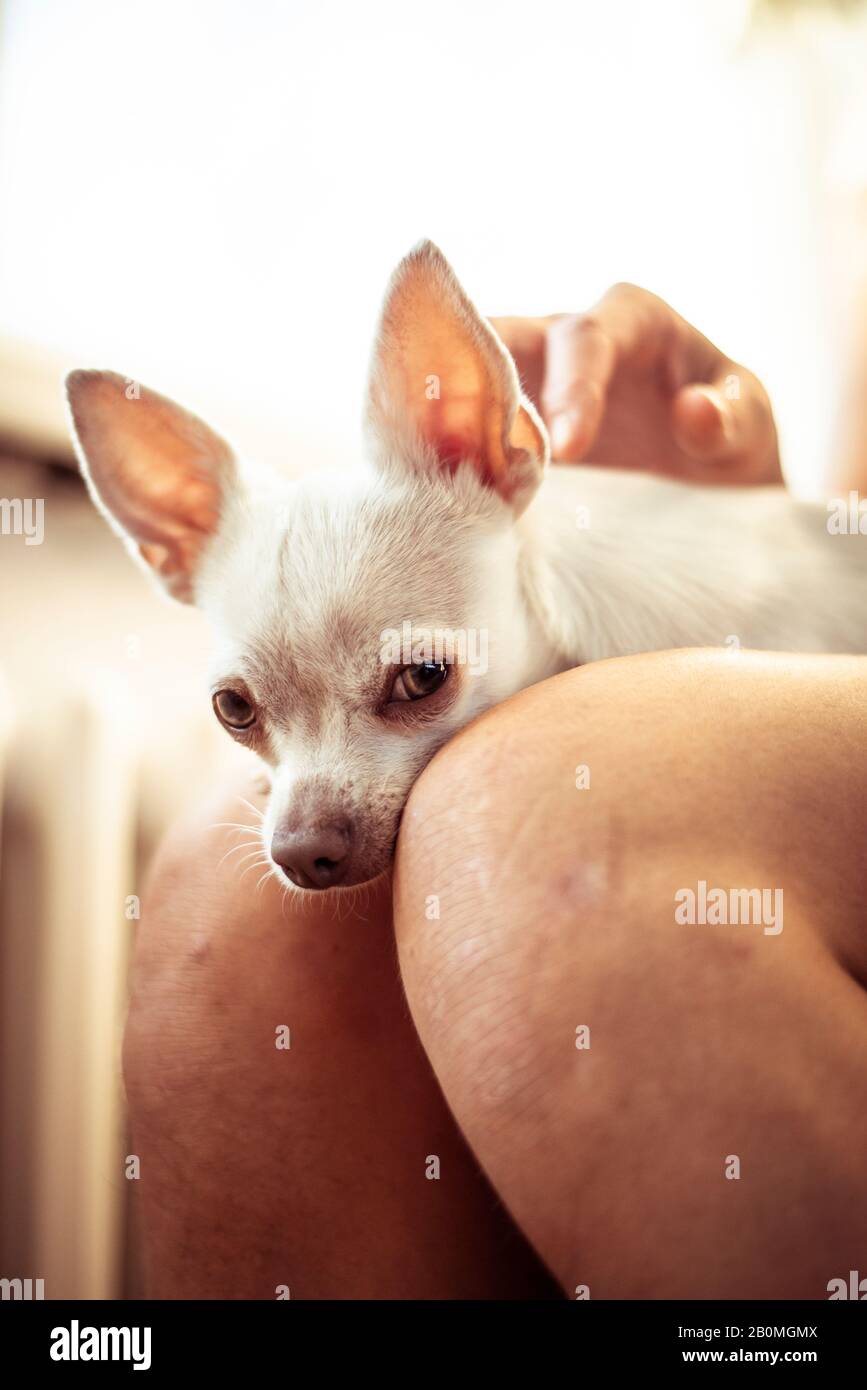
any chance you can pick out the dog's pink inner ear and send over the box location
[66,370,236,602]
[368,242,547,509]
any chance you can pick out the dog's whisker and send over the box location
[216,838,266,868]
[232,847,270,873]
[254,862,279,895]
[224,836,265,852]
[238,855,273,884]
[352,882,373,924]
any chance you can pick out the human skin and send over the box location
[393,649,867,1298]
[123,791,557,1299]
[125,648,867,1299]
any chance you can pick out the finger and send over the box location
[542,286,671,460]
[671,372,781,482]
[671,384,731,458]
[542,315,616,460]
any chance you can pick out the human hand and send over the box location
[491,285,782,484]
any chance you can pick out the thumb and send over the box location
[671,377,780,482]
[671,384,735,458]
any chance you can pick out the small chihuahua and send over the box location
[66,241,867,890]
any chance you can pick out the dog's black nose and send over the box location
[271,823,352,890]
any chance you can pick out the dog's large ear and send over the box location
[365,241,548,514]
[65,370,237,603]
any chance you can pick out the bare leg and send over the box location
[394,650,867,1299]
[123,782,556,1299]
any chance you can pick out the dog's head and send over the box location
[66,242,551,889]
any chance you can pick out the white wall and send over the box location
[0,0,865,490]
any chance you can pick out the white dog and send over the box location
[65,241,867,889]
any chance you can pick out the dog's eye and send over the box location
[389,661,449,702]
[212,688,256,730]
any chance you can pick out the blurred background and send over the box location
[1,0,867,1298]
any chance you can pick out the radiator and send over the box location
[0,457,240,1299]
[0,676,137,1299]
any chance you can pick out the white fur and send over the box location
[522,465,867,660]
